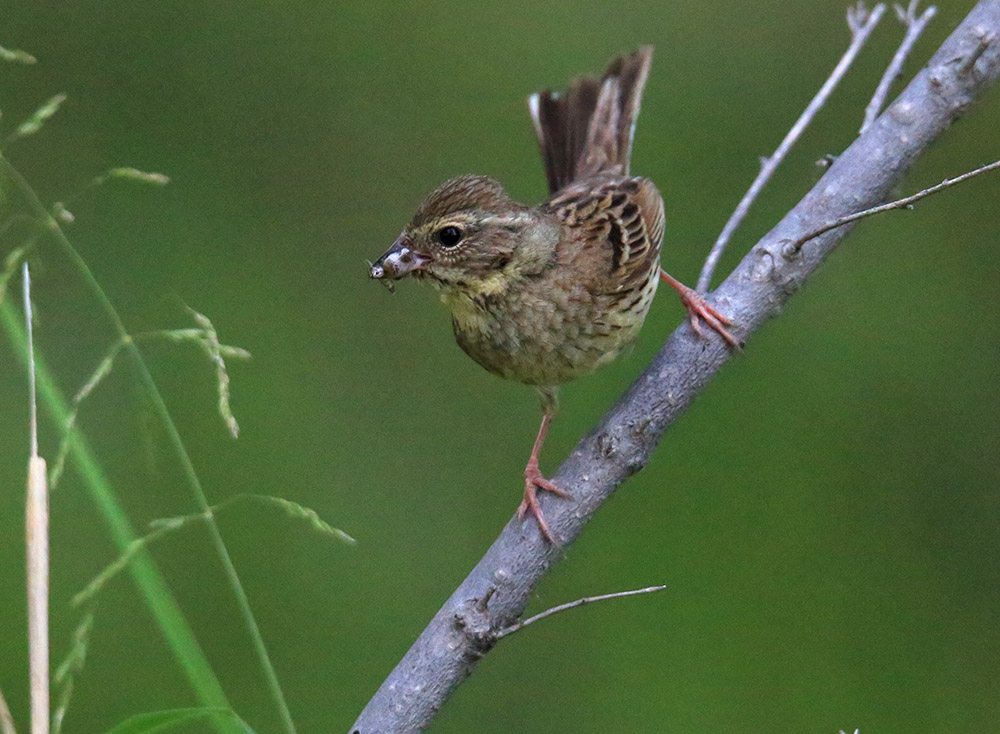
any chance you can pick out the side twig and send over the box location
[861,1,938,133]
[782,158,1000,255]
[696,1,886,293]
[495,585,667,639]
[23,263,49,734]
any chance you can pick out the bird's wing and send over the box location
[545,176,664,295]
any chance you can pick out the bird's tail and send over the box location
[528,46,653,194]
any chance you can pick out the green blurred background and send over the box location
[1,1,998,732]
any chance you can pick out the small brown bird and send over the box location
[370,47,736,543]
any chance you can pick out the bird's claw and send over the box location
[679,289,739,348]
[659,269,741,348]
[518,463,572,544]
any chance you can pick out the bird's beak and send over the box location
[369,234,430,281]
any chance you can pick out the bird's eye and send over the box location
[437,225,463,248]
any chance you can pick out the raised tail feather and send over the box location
[528,47,653,194]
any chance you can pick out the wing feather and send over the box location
[546,176,664,295]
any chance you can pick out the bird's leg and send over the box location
[518,409,572,544]
[659,269,740,347]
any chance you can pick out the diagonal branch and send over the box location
[695,1,886,293]
[350,2,1000,732]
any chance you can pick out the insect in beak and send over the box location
[366,260,395,292]
[369,234,430,284]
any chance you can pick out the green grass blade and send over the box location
[1,300,240,734]
[0,154,297,734]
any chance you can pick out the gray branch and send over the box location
[350,3,1000,732]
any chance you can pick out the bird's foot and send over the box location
[661,271,740,348]
[518,461,572,545]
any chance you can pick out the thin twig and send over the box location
[861,1,938,133]
[0,685,16,734]
[696,2,886,293]
[495,585,667,639]
[782,158,1000,255]
[24,263,49,734]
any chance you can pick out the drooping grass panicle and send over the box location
[51,610,94,734]
[7,93,66,144]
[49,338,125,490]
[102,167,171,186]
[71,524,177,609]
[239,495,357,544]
[74,495,353,609]
[0,67,289,728]
[0,299,236,729]
[148,327,251,360]
[0,245,27,307]
[53,167,172,218]
[182,305,245,438]
[49,314,250,490]
[0,43,37,65]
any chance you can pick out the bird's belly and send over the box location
[450,275,659,387]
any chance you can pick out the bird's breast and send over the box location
[444,271,658,387]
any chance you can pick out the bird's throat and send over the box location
[439,273,512,334]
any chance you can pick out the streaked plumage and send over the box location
[370,47,734,543]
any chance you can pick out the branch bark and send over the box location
[350,3,1000,731]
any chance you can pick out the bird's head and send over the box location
[369,174,557,297]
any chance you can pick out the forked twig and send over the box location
[696,2,887,293]
[782,158,1000,255]
[495,585,667,639]
[861,1,938,133]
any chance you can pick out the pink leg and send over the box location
[659,270,740,347]
[517,410,572,544]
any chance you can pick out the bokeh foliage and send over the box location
[1,1,998,732]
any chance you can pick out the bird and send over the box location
[369,47,737,544]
